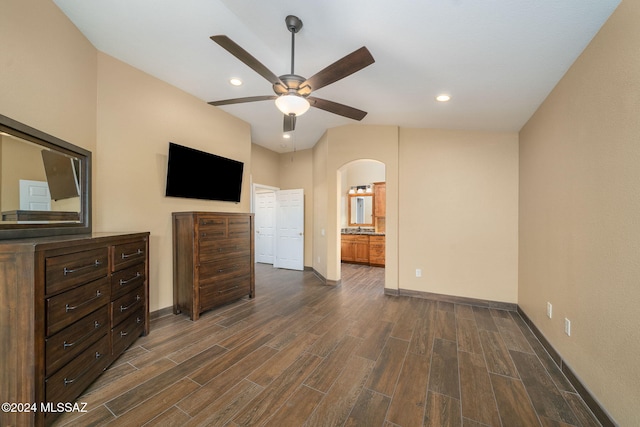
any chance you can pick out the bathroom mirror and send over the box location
[348,194,373,226]
[0,114,91,239]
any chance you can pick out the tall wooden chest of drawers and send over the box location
[0,232,149,427]
[172,212,254,321]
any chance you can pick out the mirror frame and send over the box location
[0,114,92,240]
[348,193,374,227]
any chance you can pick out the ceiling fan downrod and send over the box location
[285,15,303,76]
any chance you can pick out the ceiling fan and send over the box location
[208,15,375,132]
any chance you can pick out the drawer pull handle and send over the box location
[136,317,142,324]
[218,286,239,294]
[65,290,103,312]
[63,320,102,349]
[63,352,102,386]
[121,249,143,259]
[120,331,128,337]
[119,272,141,286]
[202,231,224,238]
[63,260,102,275]
[217,265,238,273]
[218,246,240,253]
[201,220,223,225]
[120,295,142,312]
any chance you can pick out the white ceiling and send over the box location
[53,0,619,153]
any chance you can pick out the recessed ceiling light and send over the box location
[436,94,451,102]
[229,78,243,86]
[283,133,291,139]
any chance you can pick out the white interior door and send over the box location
[19,180,51,211]
[255,191,276,264]
[274,189,304,271]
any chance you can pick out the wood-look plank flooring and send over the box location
[53,263,601,427]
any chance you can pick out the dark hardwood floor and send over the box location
[53,263,601,426]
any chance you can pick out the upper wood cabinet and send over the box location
[374,182,386,217]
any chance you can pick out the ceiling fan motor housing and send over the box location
[274,74,311,96]
[285,15,303,33]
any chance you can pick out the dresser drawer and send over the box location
[198,217,227,239]
[200,276,251,309]
[342,234,370,244]
[45,334,110,406]
[46,277,110,336]
[228,216,251,239]
[111,306,145,356]
[111,285,145,327]
[111,263,146,299]
[199,238,250,264]
[198,256,250,287]
[112,240,147,272]
[45,247,109,295]
[45,306,109,377]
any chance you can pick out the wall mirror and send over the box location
[0,114,91,239]
[348,194,373,226]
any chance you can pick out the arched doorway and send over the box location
[338,159,386,285]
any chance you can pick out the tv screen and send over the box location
[41,149,81,201]
[165,142,243,202]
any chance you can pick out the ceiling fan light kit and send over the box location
[275,93,310,116]
[209,15,374,132]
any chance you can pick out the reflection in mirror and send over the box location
[0,114,91,239]
[349,194,373,226]
[1,133,81,221]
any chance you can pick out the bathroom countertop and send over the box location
[341,230,385,236]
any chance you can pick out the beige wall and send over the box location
[519,1,639,423]
[343,161,385,190]
[399,128,519,303]
[0,0,97,174]
[95,53,252,312]
[251,143,280,188]
[312,133,330,279]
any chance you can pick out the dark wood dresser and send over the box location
[172,212,254,321]
[0,232,149,427]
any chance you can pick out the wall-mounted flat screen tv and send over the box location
[165,142,243,203]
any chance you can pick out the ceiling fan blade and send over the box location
[301,47,374,92]
[211,35,285,89]
[283,114,296,132]
[307,97,367,121]
[208,95,277,106]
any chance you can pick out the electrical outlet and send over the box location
[416,268,422,278]
[547,302,552,319]
[564,318,571,336]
